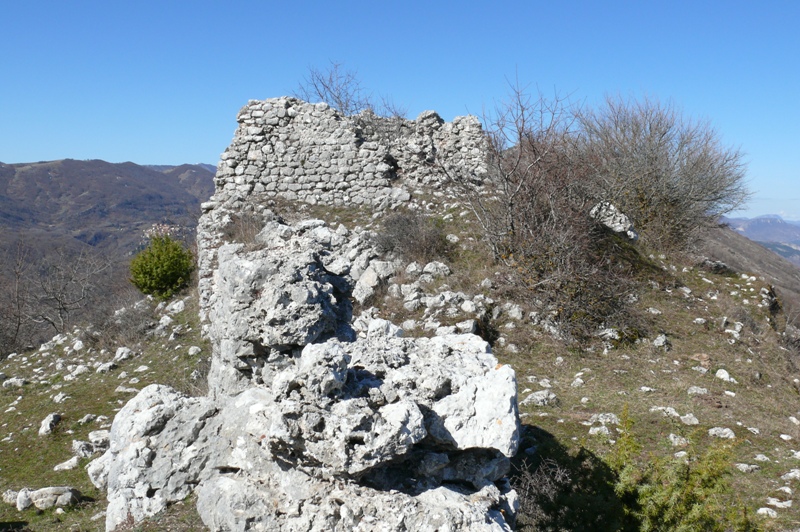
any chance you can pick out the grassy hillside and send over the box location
[0,295,210,531]
[2,199,800,530]
[0,160,213,257]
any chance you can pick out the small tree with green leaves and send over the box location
[129,235,194,300]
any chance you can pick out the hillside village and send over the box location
[2,96,800,531]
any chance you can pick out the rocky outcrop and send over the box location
[90,99,521,531]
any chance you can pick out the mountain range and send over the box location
[723,214,800,267]
[0,159,215,260]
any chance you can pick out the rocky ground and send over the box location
[0,297,211,530]
[2,198,800,530]
[3,91,800,530]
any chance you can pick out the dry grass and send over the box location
[499,258,800,529]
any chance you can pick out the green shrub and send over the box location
[129,235,195,300]
[607,415,760,532]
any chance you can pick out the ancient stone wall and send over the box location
[198,97,488,325]
[210,96,486,209]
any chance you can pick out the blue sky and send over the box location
[1,1,798,219]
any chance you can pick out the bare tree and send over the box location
[26,247,112,335]
[295,61,372,116]
[577,96,750,249]
[0,242,34,354]
[295,61,409,143]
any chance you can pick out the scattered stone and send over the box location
[757,507,777,518]
[423,261,451,278]
[715,368,737,383]
[735,463,760,473]
[367,318,404,338]
[15,489,31,511]
[2,489,17,505]
[188,346,202,356]
[669,434,688,447]
[39,413,61,436]
[588,413,619,426]
[766,497,792,509]
[680,413,699,426]
[114,347,134,362]
[405,262,423,277]
[2,377,27,388]
[782,469,800,481]
[687,386,708,395]
[96,362,116,374]
[521,390,558,407]
[653,334,670,350]
[72,440,95,458]
[52,392,70,403]
[165,299,185,315]
[708,427,735,439]
[54,456,80,471]
[29,487,81,509]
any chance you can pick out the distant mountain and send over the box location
[722,215,800,267]
[700,224,800,313]
[0,159,215,259]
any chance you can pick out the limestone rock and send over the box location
[39,413,61,436]
[709,427,735,439]
[589,201,638,240]
[520,390,558,407]
[54,456,80,471]
[14,487,80,510]
[29,487,81,509]
[95,97,519,531]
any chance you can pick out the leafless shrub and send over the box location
[0,241,119,356]
[577,96,750,250]
[223,211,266,250]
[295,62,408,144]
[90,287,156,350]
[295,61,372,116]
[372,211,451,264]
[441,82,647,341]
[513,458,572,525]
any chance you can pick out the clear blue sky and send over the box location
[1,1,798,219]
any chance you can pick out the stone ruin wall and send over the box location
[210,96,487,209]
[87,97,521,531]
[198,96,489,323]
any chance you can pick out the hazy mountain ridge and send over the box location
[0,159,215,257]
[722,214,800,267]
